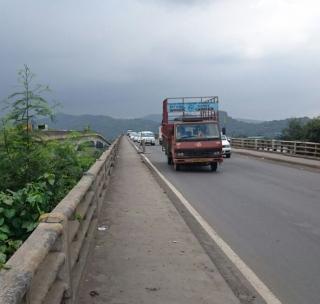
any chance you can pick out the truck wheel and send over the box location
[210,162,218,172]
[174,163,180,171]
[226,154,231,158]
[167,156,173,165]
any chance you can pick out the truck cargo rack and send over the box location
[163,96,219,124]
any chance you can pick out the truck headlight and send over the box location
[176,152,184,157]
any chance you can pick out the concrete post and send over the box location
[39,213,73,302]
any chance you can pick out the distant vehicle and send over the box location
[136,132,142,143]
[133,133,140,142]
[158,126,163,145]
[161,96,223,171]
[139,131,156,145]
[126,129,133,136]
[221,135,231,158]
[129,132,138,140]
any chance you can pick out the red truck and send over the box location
[161,96,223,171]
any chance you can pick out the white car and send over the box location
[133,132,140,142]
[139,131,156,145]
[129,132,138,140]
[221,135,231,158]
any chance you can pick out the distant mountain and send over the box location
[40,112,310,140]
[42,113,159,140]
[141,111,310,138]
[234,118,265,124]
[220,114,310,138]
[141,114,162,123]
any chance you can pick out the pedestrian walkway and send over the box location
[234,148,320,169]
[77,137,239,304]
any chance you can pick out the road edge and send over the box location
[129,139,282,304]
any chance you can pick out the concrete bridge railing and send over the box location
[231,138,320,160]
[0,136,121,304]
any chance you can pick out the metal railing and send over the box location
[0,136,121,304]
[231,138,320,159]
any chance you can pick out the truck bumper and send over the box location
[174,157,223,165]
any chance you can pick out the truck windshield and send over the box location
[175,123,220,141]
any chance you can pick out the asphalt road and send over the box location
[144,144,320,304]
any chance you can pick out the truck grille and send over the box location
[176,149,221,158]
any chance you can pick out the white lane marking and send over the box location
[140,149,282,304]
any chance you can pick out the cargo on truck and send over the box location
[161,96,223,171]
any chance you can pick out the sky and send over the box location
[0,0,320,120]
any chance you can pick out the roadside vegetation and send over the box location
[281,117,320,143]
[0,66,102,268]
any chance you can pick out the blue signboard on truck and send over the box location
[167,101,218,113]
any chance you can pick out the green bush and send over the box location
[0,66,103,268]
[0,140,100,268]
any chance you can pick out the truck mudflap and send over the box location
[174,157,223,165]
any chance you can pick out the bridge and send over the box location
[39,130,111,149]
[0,136,319,304]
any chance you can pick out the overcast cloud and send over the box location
[0,0,320,120]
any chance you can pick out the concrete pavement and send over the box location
[145,144,320,304]
[77,137,240,304]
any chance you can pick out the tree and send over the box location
[4,64,56,128]
[304,117,320,143]
[1,65,58,190]
[281,118,305,141]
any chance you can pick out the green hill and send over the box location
[41,112,310,140]
[142,111,310,138]
[43,113,159,140]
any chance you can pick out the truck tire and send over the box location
[226,154,231,158]
[174,163,180,171]
[210,162,218,172]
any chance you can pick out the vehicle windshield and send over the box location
[141,131,154,137]
[175,123,220,141]
[221,135,227,140]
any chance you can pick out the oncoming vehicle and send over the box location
[129,132,138,140]
[139,131,156,145]
[161,96,223,171]
[135,132,142,143]
[221,135,231,158]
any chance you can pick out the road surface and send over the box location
[144,144,320,304]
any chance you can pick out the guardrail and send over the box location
[0,136,121,304]
[231,138,320,159]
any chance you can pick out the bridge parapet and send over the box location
[231,138,320,160]
[0,136,121,304]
